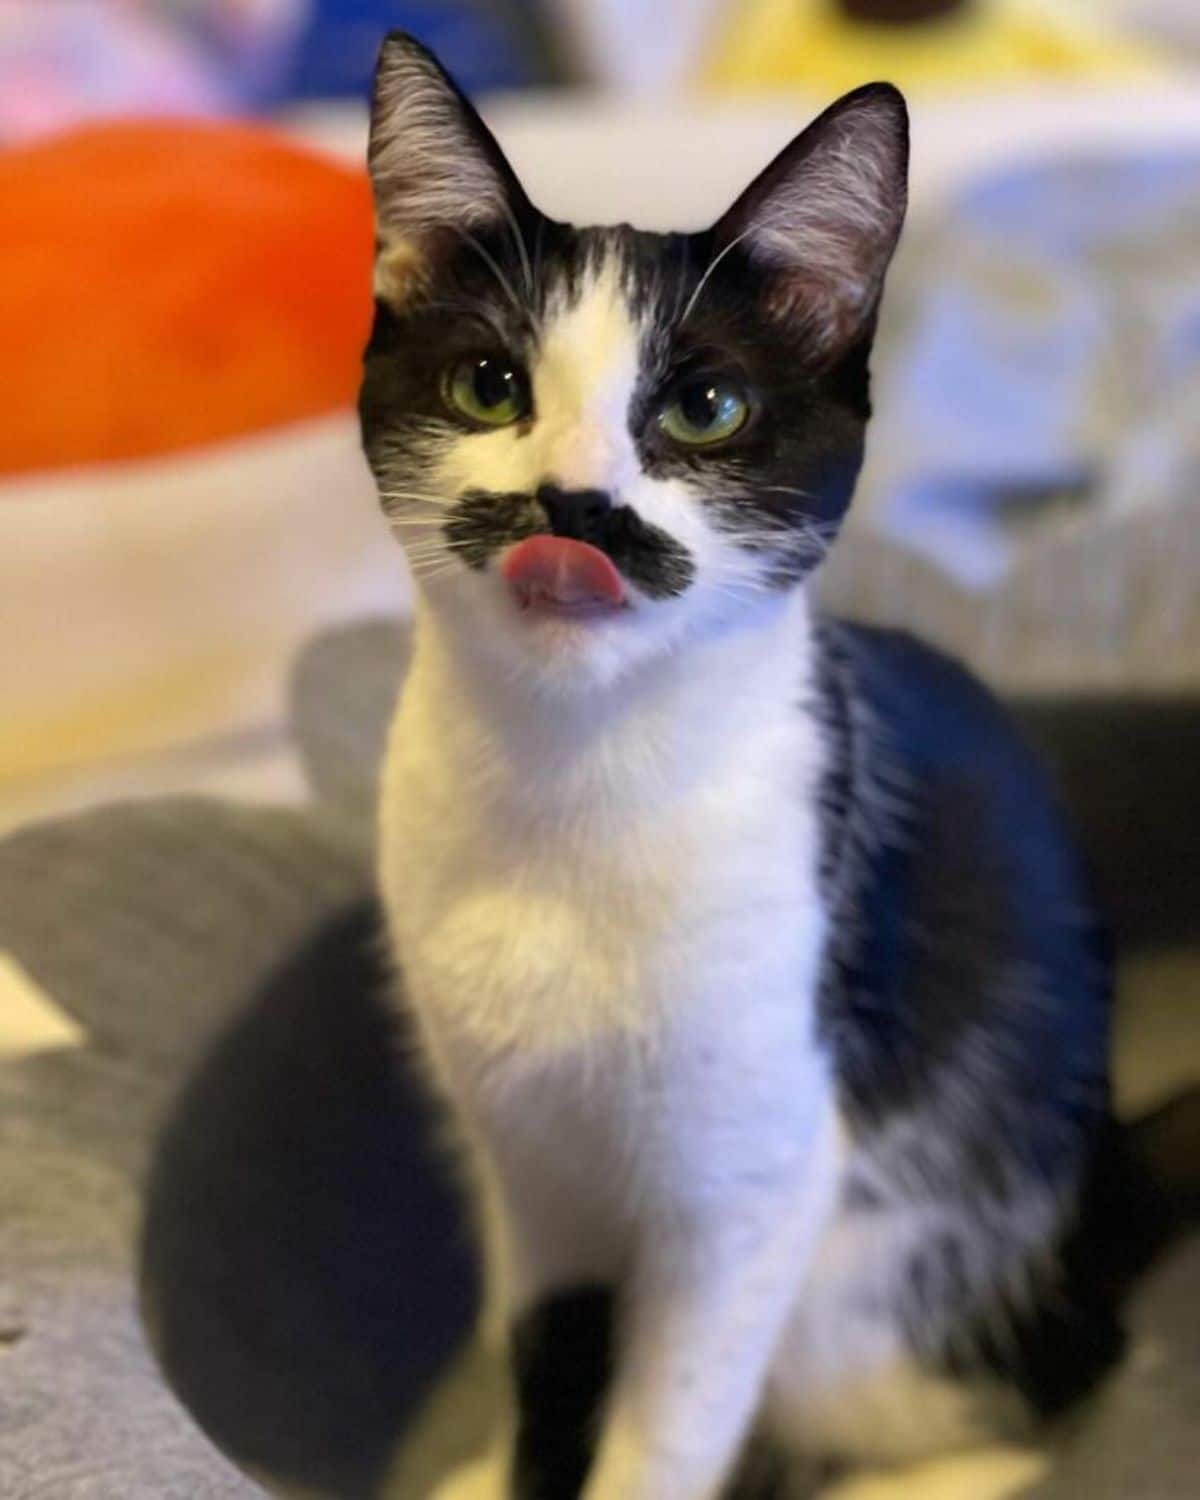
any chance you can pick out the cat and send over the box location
[361,31,1129,1500]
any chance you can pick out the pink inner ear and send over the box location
[369,35,517,242]
[716,89,907,355]
[760,258,879,355]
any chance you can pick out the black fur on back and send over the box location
[814,623,1124,1418]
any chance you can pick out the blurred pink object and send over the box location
[0,0,306,143]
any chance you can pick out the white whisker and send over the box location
[679,226,757,328]
[407,560,464,587]
[532,214,547,310]
[498,198,534,305]
[756,484,823,502]
[379,493,451,511]
[452,226,524,319]
[400,543,453,560]
[672,237,692,327]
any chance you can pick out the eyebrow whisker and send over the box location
[679,227,757,329]
[450,225,526,322]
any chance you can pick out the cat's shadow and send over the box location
[140,898,796,1499]
[141,900,480,1499]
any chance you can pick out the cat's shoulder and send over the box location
[814,618,1030,781]
[810,616,1094,902]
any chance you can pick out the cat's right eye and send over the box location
[444,355,530,428]
[657,375,751,449]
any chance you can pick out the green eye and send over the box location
[658,377,750,448]
[444,355,529,427]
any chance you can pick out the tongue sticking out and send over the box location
[502,536,626,614]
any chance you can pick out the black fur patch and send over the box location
[814,623,1111,1153]
[602,501,696,598]
[938,1233,1125,1421]
[443,489,544,569]
[948,1094,1200,1421]
[813,622,1118,1423]
[441,486,696,600]
[622,223,875,586]
[511,1285,614,1500]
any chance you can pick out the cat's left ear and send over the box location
[367,31,533,306]
[713,83,909,355]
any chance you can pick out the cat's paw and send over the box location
[430,1452,510,1500]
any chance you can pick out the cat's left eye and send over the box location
[444,355,530,428]
[657,377,750,448]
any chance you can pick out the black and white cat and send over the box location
[362,32,1123,1500]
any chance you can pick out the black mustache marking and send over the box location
[443,491,544,569]
[443,488,696,600]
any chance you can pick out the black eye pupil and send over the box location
[474,358,516,408]
[680,381,721,429]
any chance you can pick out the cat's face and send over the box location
[360,34,908,694]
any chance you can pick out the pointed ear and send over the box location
[714,83,909,354]
[367,32,531,305]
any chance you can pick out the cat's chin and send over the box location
[513,598,630,626]
[495,590,648,692]
[417,568,671,698]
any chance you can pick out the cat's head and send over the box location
[359,33,907,693]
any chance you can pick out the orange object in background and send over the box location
[0,121,374,477]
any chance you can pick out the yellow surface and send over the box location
[0,952,85,1060]
[702,0,1160,95]
[1,649,264,788]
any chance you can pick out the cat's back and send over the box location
[775,622,1122,1445]
[823,619,1082,845]
[815,618,1111,1158]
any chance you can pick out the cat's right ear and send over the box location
[367,32,532,306]
[711,83,909,357]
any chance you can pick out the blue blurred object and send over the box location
[868,152,1200,588]
[286,0,553,100]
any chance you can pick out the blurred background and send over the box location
[2,5,1199,1499]
[3,0,1200,829]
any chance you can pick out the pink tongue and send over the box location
[502,536,625,609]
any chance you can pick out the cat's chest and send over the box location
[380,723,827,1053]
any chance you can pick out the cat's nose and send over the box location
[536,483,613,544]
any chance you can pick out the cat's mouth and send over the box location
[436,489,697,610]
[501,536,628,619]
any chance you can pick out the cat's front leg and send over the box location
[438,1132,620,1500]
[582,1102,842,1500]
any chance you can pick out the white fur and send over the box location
[382,580,840,1497]
[437,256,646,514]
[767,1210,1029,1467]
[379,252,999,1499]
